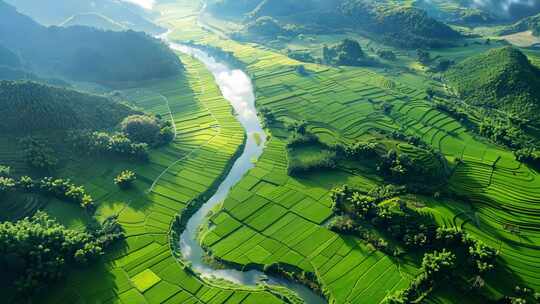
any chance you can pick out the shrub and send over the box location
[0,165,10,177]
[114,170,136,189]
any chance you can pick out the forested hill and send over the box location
[445,47,540,124]
[0,80,137,134]
[209,0,462,48]
[0,1,182,85]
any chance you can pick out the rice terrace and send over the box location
[1,0,540,303]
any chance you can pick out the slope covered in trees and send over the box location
[0,1,182,84]
[445,47,540,124]
[209,0,462,48]
[0,81,136,134]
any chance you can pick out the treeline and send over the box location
[0,212,123,294]
[0,171,95,210]
[0,1,182,84]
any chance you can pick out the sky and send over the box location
[120,0,155,10]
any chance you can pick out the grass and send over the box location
[131,269,162,292]
[2,52,285,303]
[0,0,538,303]
[163,1,540,302]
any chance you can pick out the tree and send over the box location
[325,39,366,66]
[0,165,10,177]
[114,170,137,189]
[121,115,161,145]
[422,249,456,278]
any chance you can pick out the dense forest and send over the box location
[0,81,137,134]
[445,47,540,125]
[0,1,182,84]
[211,0,462,48]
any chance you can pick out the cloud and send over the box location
[472,0,538,13]
[119,0,155,10]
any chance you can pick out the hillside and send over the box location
[5,0,164,34]
[0,1,182,84]
[60,13,128,31]
[0,80,136,134]
[0,44,20,67]
[445,47,540,123]
[500,13,540,37]
[209,0,462,48]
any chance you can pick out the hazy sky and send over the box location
[120,0,155,10]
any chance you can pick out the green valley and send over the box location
[1,0,540,304]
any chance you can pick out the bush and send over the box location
[114,170,136,189]
[0,165,10,177]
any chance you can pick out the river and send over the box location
[163,40,326,304]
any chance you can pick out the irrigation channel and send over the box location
[162,39,326,304]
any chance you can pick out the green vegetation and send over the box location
[0,1,181,84]
[0,211,123,294]
[446,47,540,125]
[0,81,135,134]
[2,0,540,303]
[322,39,372,66]
[114,170,136,189]
[210,0,462,48]
[121,114,175,147]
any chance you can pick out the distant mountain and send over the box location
[5,0,164,34]
[0,80,137,134]
[0,44,20,68]
[445,47,540,123]
[0,1,182,85]
[60,13,128,32]
[499,13,540,36]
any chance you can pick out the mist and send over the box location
[120,0,155,10]
[472,0,540,17]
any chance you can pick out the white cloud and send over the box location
[120,0,155,10]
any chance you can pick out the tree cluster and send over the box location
[330,184,499,302]
[323,39,371,66]
[0,212,123,294]
[114,170,136,190]
[120,114,174,147]
[19,137,59,171]
[0,174,94,210]
[68,130,149,161]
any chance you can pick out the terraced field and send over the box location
[34,54,285,304]
[159,1,540,302]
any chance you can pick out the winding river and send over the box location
[163,40,326,304]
